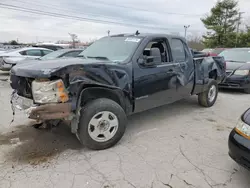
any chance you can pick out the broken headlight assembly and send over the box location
[32,79,69,104]
[235,119,250,139]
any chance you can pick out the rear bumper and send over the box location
[219,76,250,89]
[228,129,250,171]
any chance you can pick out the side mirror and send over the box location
[138,56,156,67]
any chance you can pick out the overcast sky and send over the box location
[0,0,249,43]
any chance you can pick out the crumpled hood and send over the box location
[11,57,114,78]
[226,61,250,71]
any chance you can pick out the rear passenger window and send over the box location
[171,39,186,62]
[43,50,52,55]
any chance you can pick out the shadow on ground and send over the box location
[0,122,82,165]
[127,96,204,133]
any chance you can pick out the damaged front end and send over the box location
[10,76,72,121]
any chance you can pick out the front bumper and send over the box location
[12,93,72,120]
[228,129,250,171]
[219,75,250,89]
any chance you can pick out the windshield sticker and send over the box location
[125,38,141,42]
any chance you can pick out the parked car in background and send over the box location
[201,48,213,53]
[0,47,52,71]
[218,48,250,93]
[229,107,250,170]
[209,48,227,56]
[38,49,84,60]
[17,49,84,66]
[32,44,64,51]
[0,48,6,54]
[190,49,208,58]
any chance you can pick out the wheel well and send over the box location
[79,87,123,109]
[209,69,217,80]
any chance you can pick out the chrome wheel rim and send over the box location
[208,85,216,103]
[88,111,119,142]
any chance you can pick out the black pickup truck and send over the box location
[10,33,226,150]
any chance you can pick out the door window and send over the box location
[171,39,186,62]
[25,49,42,56]
[140,39,170,67]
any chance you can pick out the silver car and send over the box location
[0,47,52,71]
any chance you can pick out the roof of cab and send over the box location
[110,33,183,38]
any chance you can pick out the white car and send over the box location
[0,47,53,71]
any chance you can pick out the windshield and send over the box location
[40,49,66,60]
[219,49,250,62]
[78,37,141,62]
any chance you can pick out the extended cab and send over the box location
[10,33,226,150]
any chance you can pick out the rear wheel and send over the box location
[76,98,127,150]
[198,80,218,107]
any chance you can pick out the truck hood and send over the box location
[226,61,250,71]
[11,57,116,78]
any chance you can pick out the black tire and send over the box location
[77,98,127,150]
[244,88,250,94]
[198,80,218,107]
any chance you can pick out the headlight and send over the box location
[235,119,250,139]
[32,79,69,104]
[234,70,250,76]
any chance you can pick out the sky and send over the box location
[0,0,249,43]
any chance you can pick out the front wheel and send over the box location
[198,80,218,107]
[76,98,127,150]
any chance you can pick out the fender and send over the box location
[70,85,130,133]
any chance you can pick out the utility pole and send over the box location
[68,33,78,48]
[184,25,190,39]
[235,12,245,47]
[107,30,110,36]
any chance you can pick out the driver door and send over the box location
[133,38,178,113]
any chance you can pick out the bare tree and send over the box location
[187,35,205,50]
[68,33,78,48]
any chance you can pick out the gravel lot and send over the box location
[0,71,250,188]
